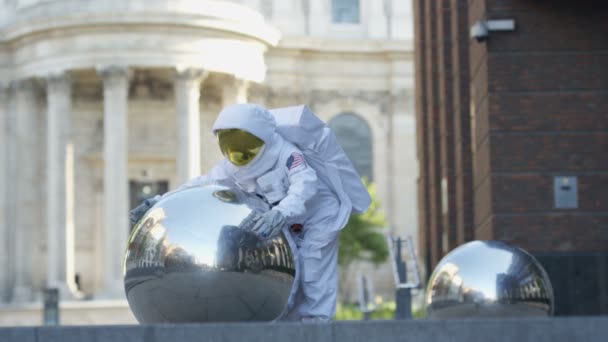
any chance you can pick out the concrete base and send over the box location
[0,300,137,326]
[0,317,607,342]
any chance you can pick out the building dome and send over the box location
[1,0,280,81]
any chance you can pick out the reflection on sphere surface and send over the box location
[426,240,553,318]
[124,185,296,323]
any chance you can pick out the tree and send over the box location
[338,179,389,301]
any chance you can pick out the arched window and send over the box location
[328,113,373,181]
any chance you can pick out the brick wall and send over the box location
[415,0,476,271]
[415,0,608,313]
[451,0,474,246]
[476,0,608,253]
[413,0,430,272]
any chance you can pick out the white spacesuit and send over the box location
[131,103,369,321]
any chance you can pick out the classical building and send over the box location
[414,0,608,315]
[0,0,415,324]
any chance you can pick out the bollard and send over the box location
[43,288,59,325]
[387,235,421,320]
[358,274,376,320]
[395,238,412,319]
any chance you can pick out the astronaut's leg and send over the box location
[297,229,340,321]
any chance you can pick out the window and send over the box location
[332,0,360,24]
[129,180,168,230]
[328,113,373,181]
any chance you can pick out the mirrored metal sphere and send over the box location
[425,240,554,318]
[124,184,296,323]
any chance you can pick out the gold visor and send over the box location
[217,129,265,166]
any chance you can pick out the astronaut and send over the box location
[131,103,365,322]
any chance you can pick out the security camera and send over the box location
[470,19,516,43]
[470,21,489,42]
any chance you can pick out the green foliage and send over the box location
[338,179,389,268]
[335,301,426,321]
[413,307,426,319]
[335,303,362,321]
[335,302,394,321]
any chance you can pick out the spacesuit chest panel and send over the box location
[256,168,288,205]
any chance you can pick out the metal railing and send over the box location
[387,235,421,290]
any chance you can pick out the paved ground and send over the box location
[1,316,607,342]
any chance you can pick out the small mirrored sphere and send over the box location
[425,240,554,318]
[124,185,296,323]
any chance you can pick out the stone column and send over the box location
[13,79,38,302]
[0,83,8,301]
[242,0,260,11]
[390,0,413,40]
[174,68,207,185]
[368,0,388,38]
[3,82,17,303]
[46,72,80,299]
[222,76,249,107]
[308,0,328,35]
[98,66,129,298]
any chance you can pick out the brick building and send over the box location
[414,0,608,315]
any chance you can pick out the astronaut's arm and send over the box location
[274,155,318,219]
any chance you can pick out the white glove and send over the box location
[252,210,286,239]
[129,195,160,225]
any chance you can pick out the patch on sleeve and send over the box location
[286,152,306,171]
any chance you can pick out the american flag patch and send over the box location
[286,152,306,171]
